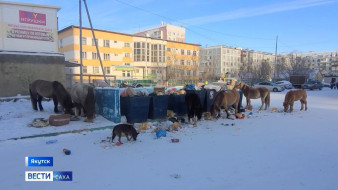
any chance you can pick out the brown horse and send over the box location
[29,80,73,114]
[210,88,240,118]
[234,82,270,110]
[283,89,307,112]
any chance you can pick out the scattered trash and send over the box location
[170,174,181,179]
[63,148,71,155]
[204,112,212,120]
[170,122,181,131]
[46,139,58,144]
[249,112,253,115]
[137,122,150,132]
[231,123,235,126]
[171,138,180,143]
[270,107,278,112]
[156,129,167,138]
[30,118,49,128]
[115,142,122,146]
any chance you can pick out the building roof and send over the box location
[0,1,61,11]
[58,25,200,46]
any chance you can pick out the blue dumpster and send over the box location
[148,95,169,119]
[204,89,217,112]
[94,88,121,123]
[168,94,187,116]
[120,96,151,123]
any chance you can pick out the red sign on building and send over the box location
[19,10,46,26]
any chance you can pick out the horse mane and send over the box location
[52,81,73,112]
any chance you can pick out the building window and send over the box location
[114,40,117,43]
[187,70,191,75]
[187,50,191,55]
[92,52,98,60]
[124,63,130,66]
[181,49,185,55]
[122,71,126,77]
[135,69,139,73]
[104,53,110,61]
[114,54,118,56]
[59,39,63,48]
[83,66,87,73]
[81,52,87,59]
[187,60,191,65]
[103,40,110,47]
[124,42,130,47]
[127,71,131,77]
[104,67,110,74]
[193,51,197,56]
[81,37,87,45]
[93,66,99,74]
[151,70,156,74]
[125,53,130,57]
[181,60,184,65]
[92,38,98,46]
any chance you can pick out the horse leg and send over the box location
[304,99,308,111]
[259,98,264,110]
[245,97,249,109]
[37,95,44,111]
[29,89,38,111]
[300,100,304,111]
[290,102,294,112]
[52,95,59,113]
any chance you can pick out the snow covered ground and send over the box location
[0,88,338,190]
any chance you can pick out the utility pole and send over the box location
[82,0,108,84]
[79,0,83,84]
[274,35,278,80]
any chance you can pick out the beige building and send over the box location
[58,25,199,85]
[134,22,185,42]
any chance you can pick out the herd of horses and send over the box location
[29,80,95,122]
[28,79,308,124]
[187,81,307,124]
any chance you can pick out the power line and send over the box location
[114,0,275,41]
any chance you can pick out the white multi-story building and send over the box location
[199,45,242,80]
[134,22,185,42]
[0,1,60,52]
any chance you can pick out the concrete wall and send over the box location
[0,53,66,97]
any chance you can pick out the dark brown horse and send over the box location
[210,88,240,118]
[234,82,270,110]
[70,83,95,122]
[29,80,73,114]
[283,89,307,112]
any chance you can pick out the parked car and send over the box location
[301,81,323,90]
[322,81,330,88]
[275,80,293,89]
[254,82,285,92]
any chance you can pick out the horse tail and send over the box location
[85,85,95,121]
[29,83,38,110]
[265,92,270,108]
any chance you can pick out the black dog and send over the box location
[112,124,139,143]
[185,92,202,124]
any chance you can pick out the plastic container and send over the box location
[46,139,58,144]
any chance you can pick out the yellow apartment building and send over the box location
[58,25,200,85]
